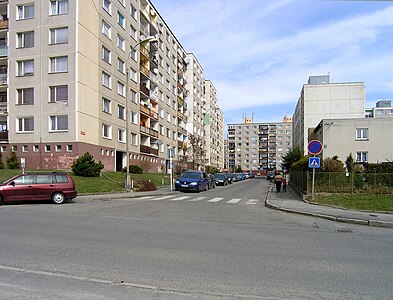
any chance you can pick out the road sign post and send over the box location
[308,140,322,201]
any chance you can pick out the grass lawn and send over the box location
[0,170,171,194]
[314,193,393,212]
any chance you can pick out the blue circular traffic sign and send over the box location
[308,140,323,155]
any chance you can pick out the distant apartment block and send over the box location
[227,116,292,172]
[293,75,365,155]
[2,0,223,171]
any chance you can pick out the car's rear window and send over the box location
[36,175,54,184]
[55,175,69,183]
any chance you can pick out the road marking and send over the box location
[246,199,258,205]
[226,198,242,204]
[150,195,176,201]
[137,196,154,200]
[188,197,207,201]
[170,196,191,201]
[207,197,224,202]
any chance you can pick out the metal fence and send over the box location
[291,170,393,194]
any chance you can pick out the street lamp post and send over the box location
[125,35,157,192]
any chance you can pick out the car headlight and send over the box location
[190,182,197,186]
[175,180,180,184]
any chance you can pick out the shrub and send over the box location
[71,152,104,177]
[0,152,4,169]
[6,151,20,169]
[134,180,157,192]
[122,165,143,174]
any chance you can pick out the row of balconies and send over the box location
[140,144,158,156]
[140,125,158,138]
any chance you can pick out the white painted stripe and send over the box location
[226,198,241,204]
[188,197,207,202]
[170,196,191,201]
[246,199,258,205]
[137,196,154,200]
[207,197,224,203]
[150,195,176,201]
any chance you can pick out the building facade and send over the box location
[4,0,223,172]
[227,116,292,172]
[293,74,365,155]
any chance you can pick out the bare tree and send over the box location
[187,134,205,170]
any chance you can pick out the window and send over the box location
[102,20,111,38]
[17,88,34,105]
[117,58,125,73]
[117,81,125,96]
[17,31,34,48]
[118,105,125,120]
[131,133,137,145]
[17,4,34,20]
[17,117,34,132]
[50,27,68,44]
[103,0,111,14]
[102,123,112,139]
[117,11,125,28]
[130,68,137,81]
[45,145,51,152]
[66,145,73,152]
[17,59,34,76]
[131,111,138,124]
[356,128,368,140]
[118,129,125,142]
[50,85,68,102]
[102,98,111,114]
[130,89,137,103]
[117,34,125,51]
[102,46,111,63]
[50,0,69,15]
[356,152,368,163]
[55,145,62,152]
[130,49,137,61]
[50,56,68,73]
[130,5,137,19]
[102,71,111,88]
[50,115,68,131]
[130,26,137,40]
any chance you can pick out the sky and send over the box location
[152,0,393,126]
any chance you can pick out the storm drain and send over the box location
[336,228,353,233]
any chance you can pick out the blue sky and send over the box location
[152,0,393,125]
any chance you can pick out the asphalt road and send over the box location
[0,178,392,299]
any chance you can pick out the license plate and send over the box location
[181,184,188,187]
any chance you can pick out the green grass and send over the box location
[314,193,393,212]
[0,170,171,194]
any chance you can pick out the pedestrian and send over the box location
[282,176,287,192]
[274,172,283,193]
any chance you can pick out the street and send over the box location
[0,177,392,299]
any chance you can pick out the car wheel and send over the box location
[0,195,3,206]
[52,192,66,204]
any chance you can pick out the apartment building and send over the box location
[227,116,292,172]
[293,74,365,155]
[4,0,222,172]
[203,80,224,170]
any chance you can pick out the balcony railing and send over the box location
[0,73,6,85]
[177,111,186,120]
[140,144,158,156]
[140,105,150,116]
[0,102,7,114]
[140,125,158,138]
[0,46,7,58]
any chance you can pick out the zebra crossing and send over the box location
[137,195,260,205]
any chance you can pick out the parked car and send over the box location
[247,172,255,179]
[237,173,246,181]
[175,170,209,192]
[0,173,77,205]
[227,173,239,183]
[207,174,216,189]
[214,173,229,186]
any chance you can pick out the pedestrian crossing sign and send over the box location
[309,157,320,168]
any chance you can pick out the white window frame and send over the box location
[116,34,125,51]
[17,31,34,48]
[356,128,369,140]
[50,0,69,16]
[102,97,111,114]
[17,4,34,20]
[131,111,138,124]
[102,71,111,89]
[49,115,68,131]
[117,58,125,73]
[131,133,138,145]
[117,81,125,96]
[49,85,68,103]
[102,45,111,64]
[50,56,68,73]
[118,104,125,120]
[117,11,125,29]
[130,5,137,19]
[102,20,111,38]
[356,152,368,163]
[16,116,34,132]
[118,129,125,143]
[50,27,68,44]
[17,59,34,76]
[103,0,111,14]
[130,68,137,82]
[102,123,112,139]
[17,88,34,105]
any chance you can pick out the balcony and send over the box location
[177,111,186,120]
[0,102,7,114]
[140,125,158,138]
[178,140,185,148]
[0,130,7,141]
[0,19,8,30]
[140,65,149,77]
[140,144,158,156]
[0,46,7,58]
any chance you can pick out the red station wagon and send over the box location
[0,173,77,205]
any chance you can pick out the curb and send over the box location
[264,190,393,229]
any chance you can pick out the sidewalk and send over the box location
[265,186,393,228]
